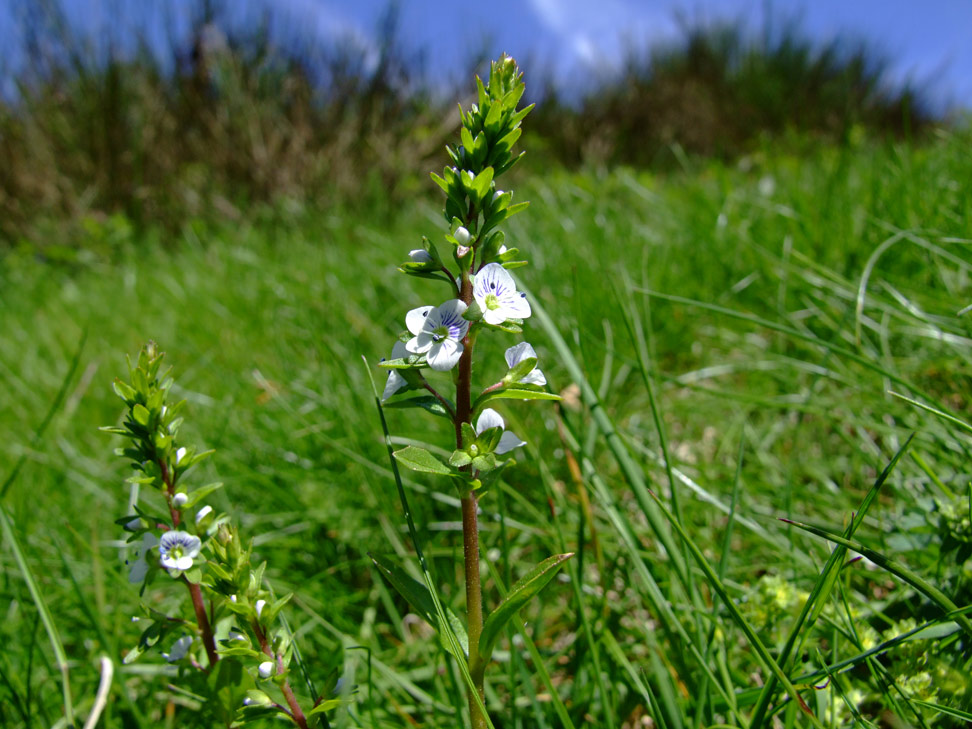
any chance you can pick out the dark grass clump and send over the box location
[530,17,933,168]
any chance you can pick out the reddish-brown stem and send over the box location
[252,620,309,729]
[185,579,220,668]
[160,456,220,670]
[456,269,487,729]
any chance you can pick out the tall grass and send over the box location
[1,127,970,726]
[0,3,938,254]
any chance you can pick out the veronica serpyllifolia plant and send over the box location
[104,343,337,727]
[376,56,572,729]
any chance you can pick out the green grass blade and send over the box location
[782,518,972,637]
[362,357,495,729]
[748,434,914,728]
[522,279,689,587]
[1,506,75,728]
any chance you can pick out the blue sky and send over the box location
[2,0,970,110]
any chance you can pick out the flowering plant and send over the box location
[376,56,572,729]
[104,343,336,727]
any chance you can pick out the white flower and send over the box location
[195,505,213,524]
[405,300,469,371]
[176,447,188,464]
[475,408,526,454]
[382,341,411,401]
[504,342,546,386]
[127,532,158,583]
[164,635,193,662]
[255,599,266,618]
[408,249,433,263]
[258,661,274,678]
[158,530,201,571]
[172,492,188,507]
[473,263,531,325]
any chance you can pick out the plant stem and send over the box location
[186,579,220,669]
[161,459,220,670]
[455,271,488,729]
[422,381,457,420]
[252,620,310,729]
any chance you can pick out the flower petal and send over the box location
[505,342,537,369]
[520,369,547,386]
[475,408,505,433]
[500,292,531,319]
[382,370,407,401]
[473,263,515,307]
[427,338,463,371]
[408,249,433,263]
[406,306,434,335]
[496,430,526,454]
[407,333,432,354]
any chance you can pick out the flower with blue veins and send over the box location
[158,530,201,572]
[405,300,469,371]
[473,263,531,326]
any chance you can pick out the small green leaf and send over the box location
[506,356,538,383]
[472,387,562,415]
[449,450,472,468]
[384,395,453,420]
[462,301,484,322]
[112,379,137,403]
[132,403,150,426]
[471,453,498,473]
[370,553,468,659]
[478,553,574,667]
[393,446,453,475]
[180,482,224,510]
[379,357,425,370]
[461,422,478,449]
[307,699,342,717]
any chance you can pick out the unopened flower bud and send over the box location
[175,447,188,464]
[258,661,274,678]
[172,492,188,507]
[408,249,433,263]
[195,505,213,524]
[454,227,471,246]
[255,599,266,618]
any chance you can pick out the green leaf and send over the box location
[370,553,468,659]
[112,379,137,403]
[180,482,224,510]
[472,166,494,202]
[472,387,562,415]
[378,357,425,370]
[471,453,499,473]
[478,553,574,667]
[506,356,538,383]
[392,446,453,475]
[461,422,478,449]
[383,395,453,420]
[208,658,253,725]
[316,694,343,715]
[132,403,150,426]
[449,450,472,468]
[462,301,484,322]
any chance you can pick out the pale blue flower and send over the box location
[505,342,546,386]
[158,531,201,571]
[476,409,526,454]
[406,300,469,371]
[127,532,158,583]
[258,661,274,678]
[382,341,411,401]
[164,635,193,662]
[474,264,530,325]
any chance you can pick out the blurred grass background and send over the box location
[2,2,972,728]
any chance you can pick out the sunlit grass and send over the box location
[1,128,971,727]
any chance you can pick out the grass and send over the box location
[1,127,971,727]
